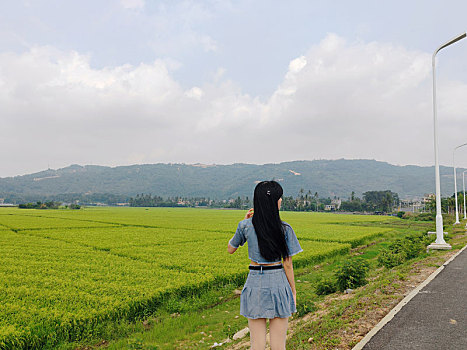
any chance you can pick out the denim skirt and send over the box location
[240,267,296,319]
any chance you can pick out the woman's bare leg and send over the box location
[248,318,267,350]
[269,317,288,350]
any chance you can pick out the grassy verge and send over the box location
[285,221,467,349]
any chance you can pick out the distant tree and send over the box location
[18,201,60,209]
[341,198,363,212]
[362,190,399,213]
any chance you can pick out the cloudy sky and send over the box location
[1,0,467,177]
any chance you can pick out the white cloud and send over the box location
[288,56,307,73]
[185,86,204,100]
[120,0,145,10]
[1,34,467,177]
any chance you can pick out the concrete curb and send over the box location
[352,242,467,350]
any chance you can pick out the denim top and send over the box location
[228,218,303,264]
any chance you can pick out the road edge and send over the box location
[352,242,467,350]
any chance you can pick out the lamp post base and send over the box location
[427,242,452,252]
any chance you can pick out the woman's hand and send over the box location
[244,208,254,219]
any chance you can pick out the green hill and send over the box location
[0,159,462,201]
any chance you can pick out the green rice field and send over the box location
[0,207,397,349]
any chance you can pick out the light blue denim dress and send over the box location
[229,218,303,319]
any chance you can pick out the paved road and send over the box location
[362,246,467,350]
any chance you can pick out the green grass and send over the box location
[0,207,433,349]
[296,224,392,247]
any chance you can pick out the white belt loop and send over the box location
[260,265,263,274]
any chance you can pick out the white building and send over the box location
[331,198,341,210]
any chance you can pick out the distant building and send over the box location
[0,198,15,207]
[400,197,425,212]
[331,198,341,210]
[422,193,435,204]
[324,204,336,211]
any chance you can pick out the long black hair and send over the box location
[252,181,289,261]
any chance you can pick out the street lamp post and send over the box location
[463,170,467,220]
[427,32,466,252]
[452,143,467,224]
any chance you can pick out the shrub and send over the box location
[404,233,427,258]
[315,277,337,295]
[397,211,405,218]
[442,214,455,226]
[401,212,413,219]
[416,212,435,221]
[378,232,429,268]
[401,212,435,221]
[377,249,406,268]
[335,258,370,292]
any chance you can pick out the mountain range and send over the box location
[0,159,464,201]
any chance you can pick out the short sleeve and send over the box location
[284,224,303,256]
[229,222,246,248]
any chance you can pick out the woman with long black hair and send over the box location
[228,180,302,349]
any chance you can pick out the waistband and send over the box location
[249,264,283,271]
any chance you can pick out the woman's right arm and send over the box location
[227,243,237,254]
[283,256,297,305]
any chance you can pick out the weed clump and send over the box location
[335,258,370,292]
[315,277,337,296]
[296,300,316,316]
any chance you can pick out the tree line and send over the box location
[129,190,400,213]
[341,190,399,213]
[9,189,466,215]
[18,201,80,209]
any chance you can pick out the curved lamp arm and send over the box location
[434,32,466,57]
